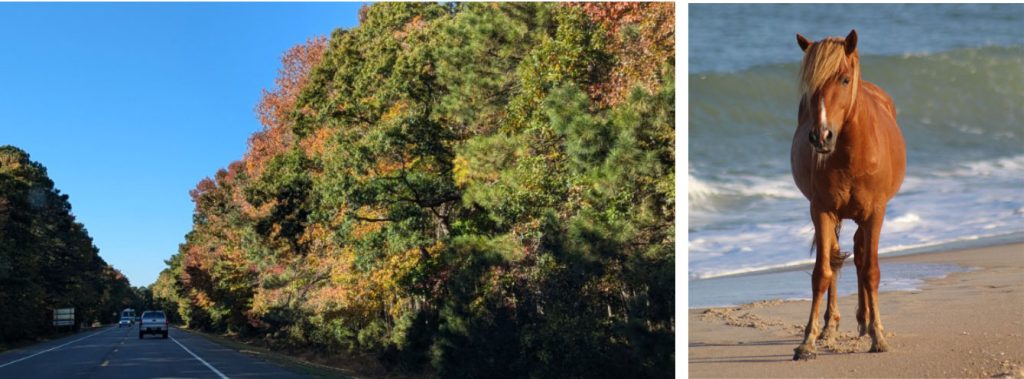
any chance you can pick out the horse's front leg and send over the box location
[794,210,838,361]
[819,246,848,347]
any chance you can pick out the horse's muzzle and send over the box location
[809,126,836,153]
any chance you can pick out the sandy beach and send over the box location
[689,243,1024,378]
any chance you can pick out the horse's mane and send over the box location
[799,38,858,104]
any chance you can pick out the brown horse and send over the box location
[790,29,906,360]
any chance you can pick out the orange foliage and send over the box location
[374,156,407,177]
[193,290,213,309]
[298,125,337,159]
[305,285,350,314]
[570,2,675,106]
[179,37,333,329]
[304,243,355,313]
[247,36,328,177]
[255,36,329,130]
[351,206,387,238]
[392,15,428,48]
[189,177,217,210]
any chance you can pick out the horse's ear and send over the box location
[845,29,858,55]
[797,33,811,52]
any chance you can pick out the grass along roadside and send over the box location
[174,326,380,379]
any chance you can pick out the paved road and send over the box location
[0,325,306,378]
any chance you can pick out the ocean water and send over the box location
[689,262,970,308]
[688,4,1024,284]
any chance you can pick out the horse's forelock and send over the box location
[799,38,856,103]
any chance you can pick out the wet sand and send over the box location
[688,243,1024,378]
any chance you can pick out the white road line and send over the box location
[0,326,114,369]
[170,335,229,379]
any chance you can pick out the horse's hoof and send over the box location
[818,327,837,341]
[821,337,836,349]
[869,341,890,353]
[793,346,817,361]
[817,332,836,348]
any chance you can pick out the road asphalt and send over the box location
[0,325,307,378]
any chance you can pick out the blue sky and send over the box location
[0,3,363,286]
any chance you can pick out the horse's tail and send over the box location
[831,248,851,274]
[808,222,849,272]
[808,222,841,256]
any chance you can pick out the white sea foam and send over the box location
[689,154,1024,281]
[886,212,921,232]
[938,154,1024,178]
[738,182,801,199]
[689,171,801,211]
[687,174,718,201]
[691,258,816,280]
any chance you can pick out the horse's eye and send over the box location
[842,77,850,86]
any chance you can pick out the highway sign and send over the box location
[53,308,74,326]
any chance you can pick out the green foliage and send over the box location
[163,3,674,377]
[0,146,141,345]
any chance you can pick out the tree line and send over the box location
[153,3,674,377]
[0,146,145,348]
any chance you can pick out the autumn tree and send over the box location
[571,2,675,106]
[248,36,328,178]
[162,3,674,377]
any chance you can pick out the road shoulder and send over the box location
[174,327,361,378]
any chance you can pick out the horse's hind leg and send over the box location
[861,215,890,352]
[794,211,838,361]
[853,227,869,337]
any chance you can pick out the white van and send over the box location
[119,308,136,327]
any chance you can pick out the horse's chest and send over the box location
[811,171,877,218]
